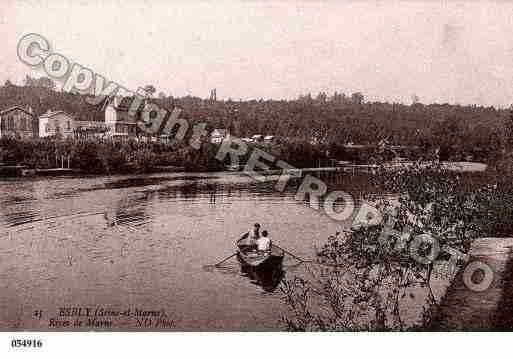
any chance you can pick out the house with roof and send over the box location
[104,96,173,139]
[0,106,37,138]
[104,95,193,141]
[104,96,140,138]
[264,135,275,143]
[38,110,75,138]
[251,134,264,142]
[211,128,230,144]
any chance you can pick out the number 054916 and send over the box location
[11,339,42,348]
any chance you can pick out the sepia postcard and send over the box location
[1,2,513,351]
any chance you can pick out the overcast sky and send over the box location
[1,1,513,106]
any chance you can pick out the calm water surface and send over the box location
[0,172,365,331]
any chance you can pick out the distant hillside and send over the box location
[0,84,106,122]
[0,83,507,156]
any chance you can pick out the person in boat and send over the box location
[248,223,261,247]
[256,230,271,252]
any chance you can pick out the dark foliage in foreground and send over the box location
[281,158,513,331]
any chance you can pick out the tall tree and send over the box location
[316,92,328,103]
[351,92,364,104]
[37,77,56,90]
[24,75,55,90]
[505,106,513,151]
[144,85,157,97]
[24,75,36,86]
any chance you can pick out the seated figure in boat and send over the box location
[248,223,261,248]
[256,230,271,252]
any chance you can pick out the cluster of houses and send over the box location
[0,105,109,140]
[0,98,277,145]
[210,129,275,144]
[0,96,167,140]
[0,97,169,140]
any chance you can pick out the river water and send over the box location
[0,171,368,331]
[2,168,485,330]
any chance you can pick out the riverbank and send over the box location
[0,164,188,178]
[1,161,489,180]
[431,237,513,330]
[1,137,495,178]
[0,137,226,176]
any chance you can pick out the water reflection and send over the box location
[113,192,153,228]
[239,264,285,293]
[206,261,285,293]
[2,210,38,228]
[0,181,39,228]
[0,171,380,330]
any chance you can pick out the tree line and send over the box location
[1,80,510,163]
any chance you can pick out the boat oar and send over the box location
[272,244,305,262]
[211,233,248,268]
[214,252,238,267]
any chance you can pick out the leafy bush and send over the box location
[282,159,513,331]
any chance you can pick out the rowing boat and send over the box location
[236,233,284,270]
[240,260,284,292]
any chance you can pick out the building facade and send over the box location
[104,96,178,140]
[104,97,139,138]
[74,120,109,139]
[38,110,75,138]
[0,106,37,138]
[211,129,230,144]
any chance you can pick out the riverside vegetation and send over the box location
[280,156,513,331]
[2,80,513,169]
[0,137,341,174]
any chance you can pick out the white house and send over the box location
[251,134,263,142]
[104,96,139,138]
[38,110,75,138]
[211,129,230,144]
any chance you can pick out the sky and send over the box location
[1,0,513,106]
